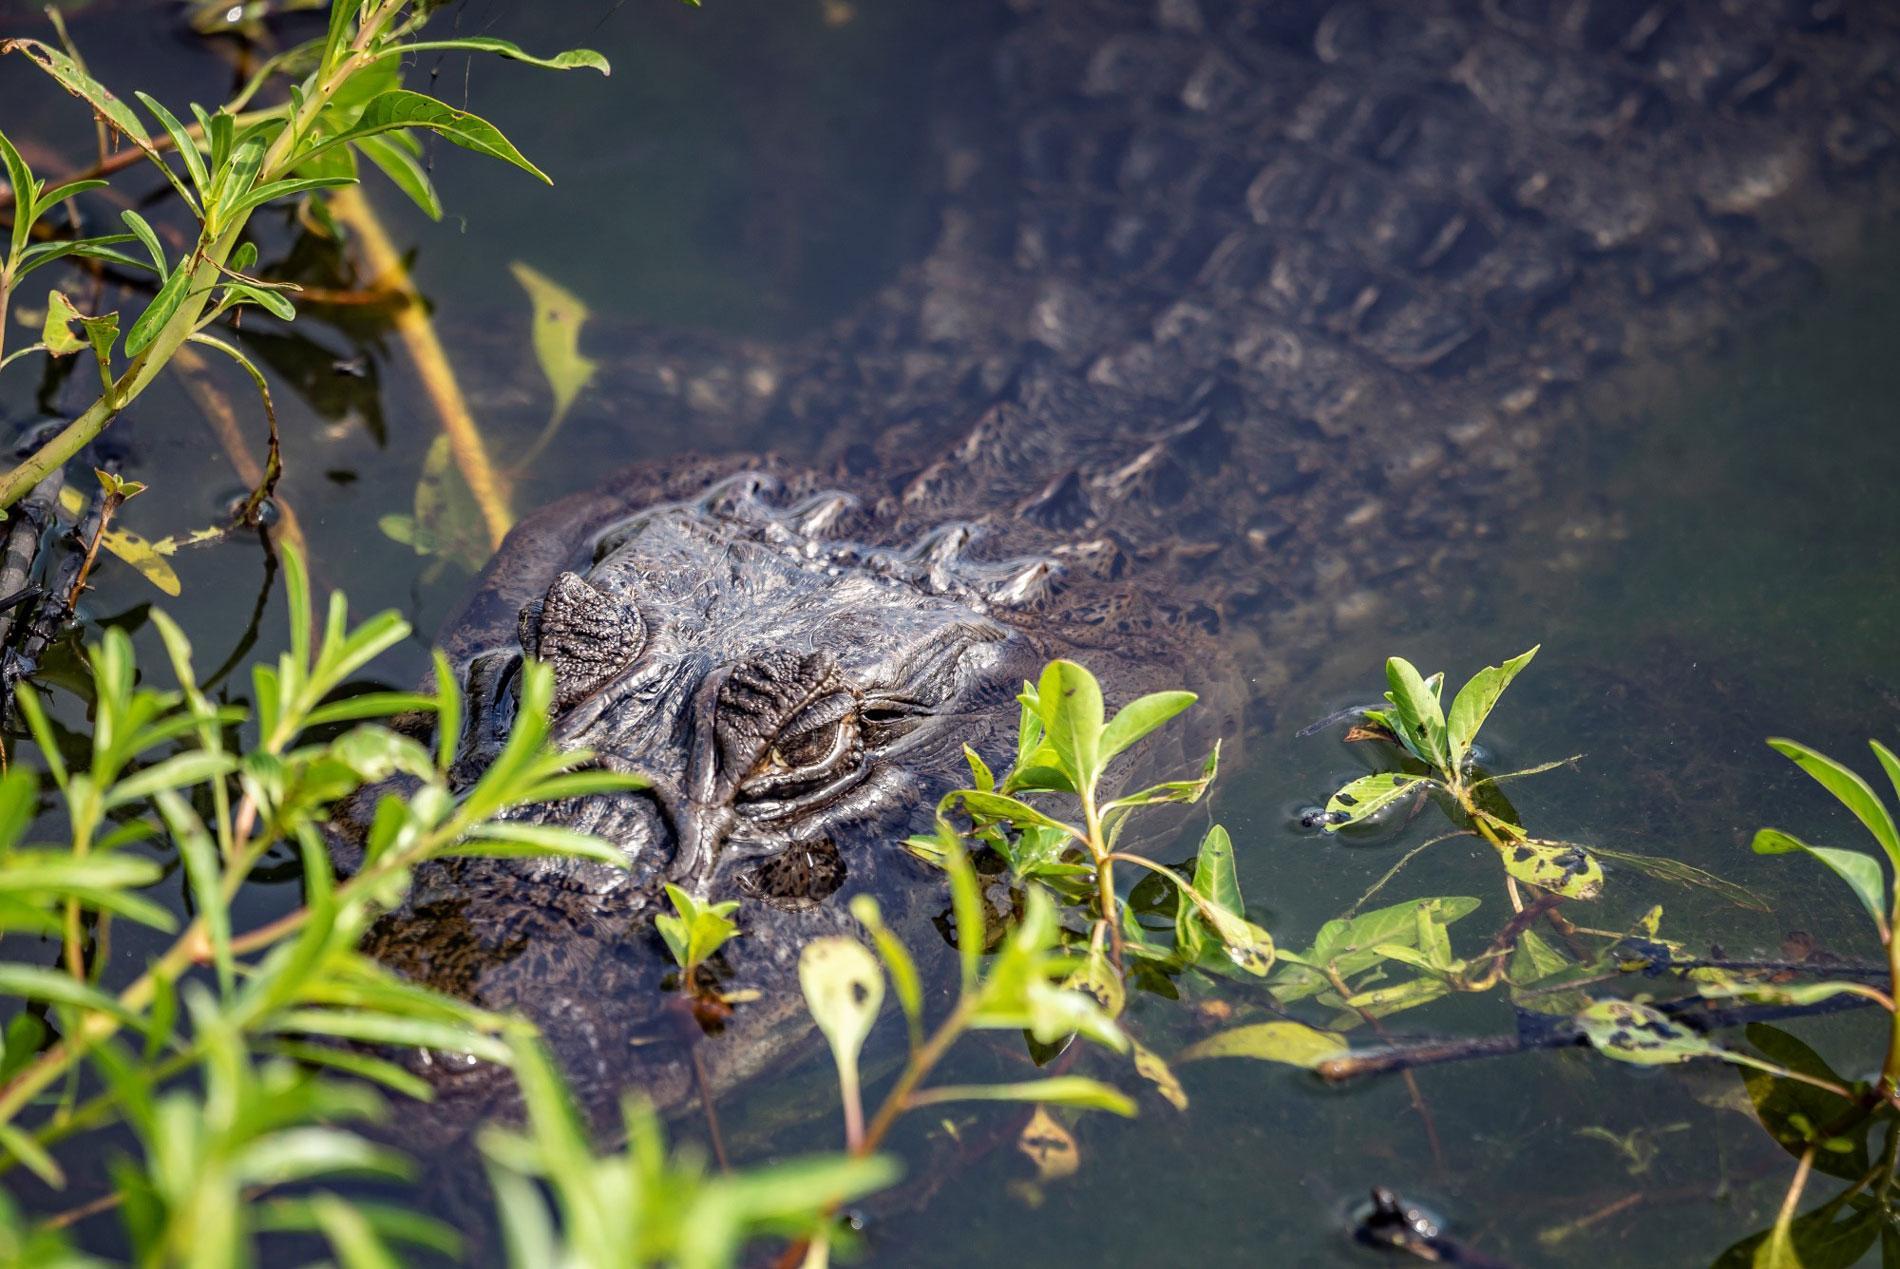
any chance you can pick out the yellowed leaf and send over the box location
[1130,1037,1188,1111]
[56,486,182,596]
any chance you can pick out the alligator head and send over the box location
[343,458,1230,1130]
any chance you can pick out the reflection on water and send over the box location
[3,1,1899,1264]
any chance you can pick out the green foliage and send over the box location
[480,1038,896,1269]
[656,884,742,986]
[0,547,681,1259]
[0,0,612,511]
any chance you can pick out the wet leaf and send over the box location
[509,262,599,444]
[1751,829,1887,933]
[1384,656,1448,770]
[1576,1000,1718,1066]
[1017,1106,1078,1182]
[1445,645,1537,771]
[1497,838,1603,900]
[1711,1199,1880,1269]
[1063,945,1125,1021]
[379,435,490,572]
[1739,1024,1868,1181]
[1321,771,1431,832]
[1176,1021,1347,1068]
[1274,897,1481,1002]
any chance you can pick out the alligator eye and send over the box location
[737,691,863,806]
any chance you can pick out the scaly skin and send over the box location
[341,0,1900,1137]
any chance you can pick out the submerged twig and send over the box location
[1318,992,1880,1083]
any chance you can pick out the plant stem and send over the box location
[1080,789,1123,970]
[856,996,976,1158]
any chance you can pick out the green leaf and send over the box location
[1384,656,1448,770]
[0,1120,62,1187]
[102,751,237,809]
[1740,1023,1868,1181]
[220,175,353,223]
[132,92,208,205]
[1445,645,1538,771]
[654,883,740,974]
[1276,897,1482,1002]
[263,1010,512,1066]
[119,210,167,274]
[908,1076,1135,1116]
[42,289,118,374]
[952,788,1073,834]
[1098,690,1195,766]
[1321,771,1430,832]
[354,131,442,220]
[0,964,136,1023]
[1767,737,1900,871]
[330,90,551,183]
[0,127,33,259]
[457,822,629,867]
[1752,828,1887,934]
[1037,660,1105,795]
[850,895,922,1050]
[232,1127,411,1186]
[508,261,599,449]
[1497,837,1604,900]
[123,265,190,359]
[384,38,612,74]
[1175,1021,1347,1068]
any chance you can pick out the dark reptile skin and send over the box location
[360,0,1900,1151]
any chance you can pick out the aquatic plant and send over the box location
[0,0,610,524]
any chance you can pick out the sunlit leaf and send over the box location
[1036,660,1104,795]
[1751,829,1886,934]
[798,937,884,1123]
[1445,646,1537,771]
[1384,656,1448,769]
[1496,837,1603,900]
[1098,690,1195,766]
[911,1076,1135,1116]
[380,38,611,75]
[1321,771,1430,832]
[1767,737,1900,871]
[1017,1106,1079,1184]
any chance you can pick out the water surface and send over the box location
[3,1,1899,1263]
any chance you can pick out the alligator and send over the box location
[341,0,1900,1141]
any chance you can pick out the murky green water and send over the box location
[5,1,1900,1264]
